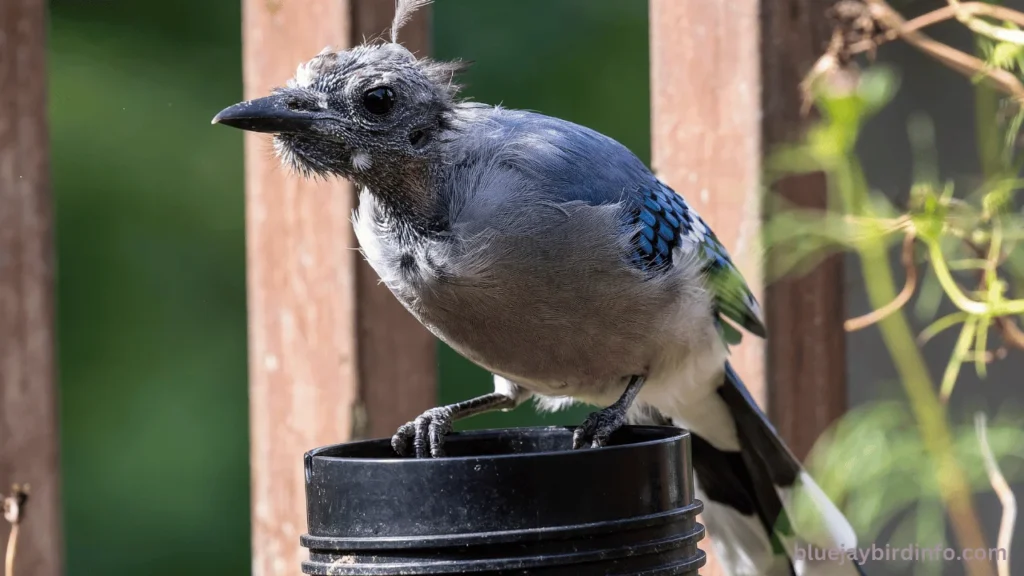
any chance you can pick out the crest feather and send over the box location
[391,0,432,43]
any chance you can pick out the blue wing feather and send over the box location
[624,181,766,342]
[477,109,766,342]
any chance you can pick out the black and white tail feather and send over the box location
[640,365,866,576]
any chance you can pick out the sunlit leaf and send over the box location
[987,41,1022,71]
[919,312,970,345]
[858,67,900,116]
[940,318,977,401]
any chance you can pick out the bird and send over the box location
[212,1,865,574]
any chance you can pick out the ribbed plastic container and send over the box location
[300,425,706,575]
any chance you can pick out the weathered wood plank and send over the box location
[0,1,63,575]
[761,0,847,461]
[650,2,763,574]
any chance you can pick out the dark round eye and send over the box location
[362,86,395,115]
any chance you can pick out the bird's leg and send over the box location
[573,375,646,449]
[392,393,517,458]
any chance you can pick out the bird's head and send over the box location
[212,0,464,185]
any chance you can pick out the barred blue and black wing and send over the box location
[627,180,766,345]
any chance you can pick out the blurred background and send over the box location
[44,0,1024,575]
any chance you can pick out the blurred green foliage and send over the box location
[766,46,1024,572]
[50,2,249,575]
[48,0,649,574]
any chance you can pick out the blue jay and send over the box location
[213,2,864,574]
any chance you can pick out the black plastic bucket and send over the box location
[300,425,706,575]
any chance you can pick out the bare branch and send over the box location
[995,317,1024,351]
[903,3,1024,38]
[846,232,917,331]
[946,0,1024,46]
[866,0,1024,101]
[805,0,1024,106]
[975,413,1016,576]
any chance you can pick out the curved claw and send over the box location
[392,421,417,457]
[572,408,628,450]
[572,374,645,450]
[391,406,455,458]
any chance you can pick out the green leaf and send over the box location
[858,66,900,115]
[811,67,899,154]
[988,41,1023,71]
[940,319,977,401]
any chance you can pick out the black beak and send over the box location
[211,94,315,134]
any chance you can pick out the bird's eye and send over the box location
[362,86,395,115]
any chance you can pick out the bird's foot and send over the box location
[392,406,455,458]
[391,392,521,458]
[572,374,646,450]
[572,405,629,449]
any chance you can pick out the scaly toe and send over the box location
[572,410,626,450]
[428,417,452,458]
[392,422,416,457]
[394,407,455,459]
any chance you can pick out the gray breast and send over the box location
[352,191,708,395]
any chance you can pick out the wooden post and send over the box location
[0,1,63,576]
[650,1,847,573]
[242,1,435,574]
[761,0,848,461]
[650,3,762,574]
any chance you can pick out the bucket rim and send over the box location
[305,424,690,464]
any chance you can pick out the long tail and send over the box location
[657,363,866,576]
